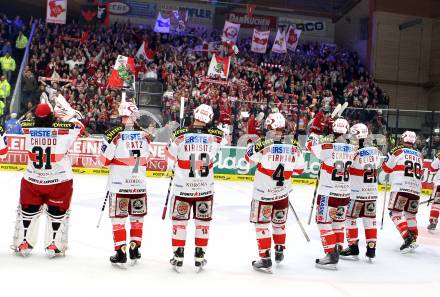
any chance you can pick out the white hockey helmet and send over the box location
[194,104,213,124]
[332,118,349,134]
[350,123,369,140]
[401,130,416,144]
[265,112,286,130]
[118,92,139,119]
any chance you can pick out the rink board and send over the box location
[0,162,431,195]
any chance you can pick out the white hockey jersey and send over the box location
[21,120,83,185]
[308,141,356,198]
[0,125,7,155]
[428,152,440,185]
[245,138,305,201]
[382,145,423,196]
[165,127,226,198]
[101,126,152,194]
[349,146,382,200]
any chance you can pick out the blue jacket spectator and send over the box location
[5,113,22,134]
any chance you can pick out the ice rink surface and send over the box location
[0,171,439,297]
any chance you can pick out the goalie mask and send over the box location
[401,131,416,144]
[350,123,368,140]
[194,104,213,124]
[265,112,286,130]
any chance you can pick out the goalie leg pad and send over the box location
[44,206,70,253]
[12,204,42,252]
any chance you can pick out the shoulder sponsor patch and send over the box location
[0,125,4,136]
[172,127,189,139]
[254,138,274,152]
[390,145,404,156]
[104,126,124,143]
[20,121,36,128]
[207,127,224,137]
[52,122,75,129]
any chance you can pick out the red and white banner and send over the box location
[46,0,67,24]
[251,29,270,54]
[136,41,155,62]
[0,136,168,172]
[107,55,135,89]
[222,21,240,44]
[286,27,302,51]
[207,54,231,80]
[228,12,277,30]
[272,28,287,54]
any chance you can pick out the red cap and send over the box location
[35,104,52,118]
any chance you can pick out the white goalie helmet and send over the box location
[332,118,349,134]
[401,130,416,144]
[194,104,213,124]
[265,112,286,130]
[350,123,369,140]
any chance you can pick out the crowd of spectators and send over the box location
[8,17,440,157]
[0,14,30,124]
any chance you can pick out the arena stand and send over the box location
[5,18,439,157]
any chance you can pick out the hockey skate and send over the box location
[45,242,66,258]
[274,245,284,264]
[129,241,141,265]
[252,250,272,274]
[194,247,207,273]
[110,245,127,269]
[170,247,184,273]
[340,242,360,261]
[13,240,33,257]
[315,252,339,270]
[365,242,376,263]
[427,218,437,232]
[400,233,417,254]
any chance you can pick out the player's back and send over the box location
[101,126,151,194]
[246,138,304,200]
[166,126,225,197]
[0,125,7,155]
[21,121,81,184]
[350,146,382,200]
[383,146,423,195]
[310,141,355,199]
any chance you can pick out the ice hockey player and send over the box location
[427,152,440,231]
[382,131,423,253]
[307,118,355,269]
[0,124,7,155]
[340,123,381,262]
[11,97,84,257]
[245,112,305,273]
[165,104,226,272]
[100,96,152,268]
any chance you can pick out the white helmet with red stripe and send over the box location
[265,112,286,130]
[350,123,368,139]
[118,93,139,119]
[194,104,213,124]
[332,118,349,134]
[401,130,416,144]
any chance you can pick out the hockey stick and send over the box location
[96,191,110,228]
[289,201,310,242]
[307,171,320,225]
[161,97,185,220]
[420,197,434,205]
[380,179,388,230]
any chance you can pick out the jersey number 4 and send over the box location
[32,146,52,170]
[273,164,285,186]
